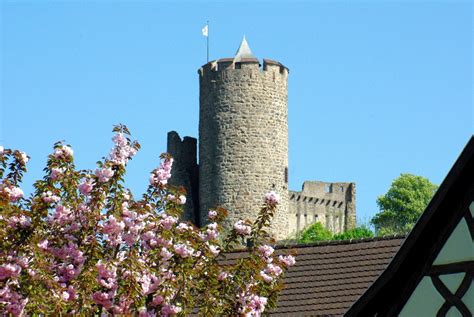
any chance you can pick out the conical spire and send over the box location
[234,36,255,62]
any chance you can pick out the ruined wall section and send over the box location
[198,58,290,239]
[289,181,356,236]
[167,131,200,225]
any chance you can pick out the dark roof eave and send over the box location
[345,136,474,317]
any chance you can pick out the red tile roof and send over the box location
[224,236,405,317]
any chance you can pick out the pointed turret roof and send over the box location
[234,36,255,62]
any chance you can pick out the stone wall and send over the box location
[289,181,356,236]
[198,58,290,239]
[167,131,200,225]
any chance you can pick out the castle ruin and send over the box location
[167,38,356,240]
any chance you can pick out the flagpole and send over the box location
[206,20,209,62]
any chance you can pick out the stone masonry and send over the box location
[289,181,356,236]
[166,38,356,240]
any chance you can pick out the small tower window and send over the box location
[284,167,288,183]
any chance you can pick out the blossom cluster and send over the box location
[0,126,295,316]
[0,184,24,202]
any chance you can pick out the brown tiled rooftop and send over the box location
[224,236,405,317]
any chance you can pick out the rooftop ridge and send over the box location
[225,235,406,253]
[276,235,407,249]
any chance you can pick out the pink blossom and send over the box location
[159,215,177,230]
[176,223,192,232]
[138,307,156,317]
[102,215,125,235]
[95,167,114,182]
[112,297,133,314]
[53,145,73,159]
[156,238,173,248]
[19,151,29,164]
[61,291,70,301]
[257,245,274,257]
[264,263,282,277]
[92,291,114,309]
[78,179,94,195]
[208,210,217,219]
[0,286,28,316]
[238,293,268,317]
[63,285,77,301]
[41,191,60,203]
[50,205,73,225]
[208,245,220,256]
[0,145,4,154]
[149,157,173,187]
[248,295,268,314]
[112,133,127,147]
[207,222,218,231]
[160,247,173,261]
[51,167,65,181]
[141,230,156,242]
[278,255,296,267]
[0,263,21,280]
[202,222,219,241]
[151,295,164,306]
[205,228,218,241]
[260,271,273,283]
[264,191,280,205]
[122,190,131,200]
[161,304,182,316]
[217,271,228,281]
[38,239,49,250]
[2,185,24,202]
[7,215,31,228]
[177,195,186,205]
[234,220,252,236]
[173,243,194,258]
[102,214,125,246]
[96,262,117,290]
[139,272,159,295]
[56,262,81,282]
[109,133,137,166]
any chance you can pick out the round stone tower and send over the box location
[198,38,289,239]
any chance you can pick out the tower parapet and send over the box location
[198,38,290,239]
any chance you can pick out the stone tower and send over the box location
[198,38,290,239]
[167,38,356,240]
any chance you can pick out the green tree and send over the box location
[332,226,374,241]
[371,173,438,236]
[298,222,332,243]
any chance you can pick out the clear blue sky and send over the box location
[1,1,472,226]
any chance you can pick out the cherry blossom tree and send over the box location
[0,125,295,316]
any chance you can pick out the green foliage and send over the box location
[371,173,438,236]
[297,222,374,244]
[297,222,333,243]
[332,226,374,240]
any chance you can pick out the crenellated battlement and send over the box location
[289,191,346,209]
[198,58,289,78]
[287,181,356,236]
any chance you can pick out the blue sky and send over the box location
[1,1,472,226]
